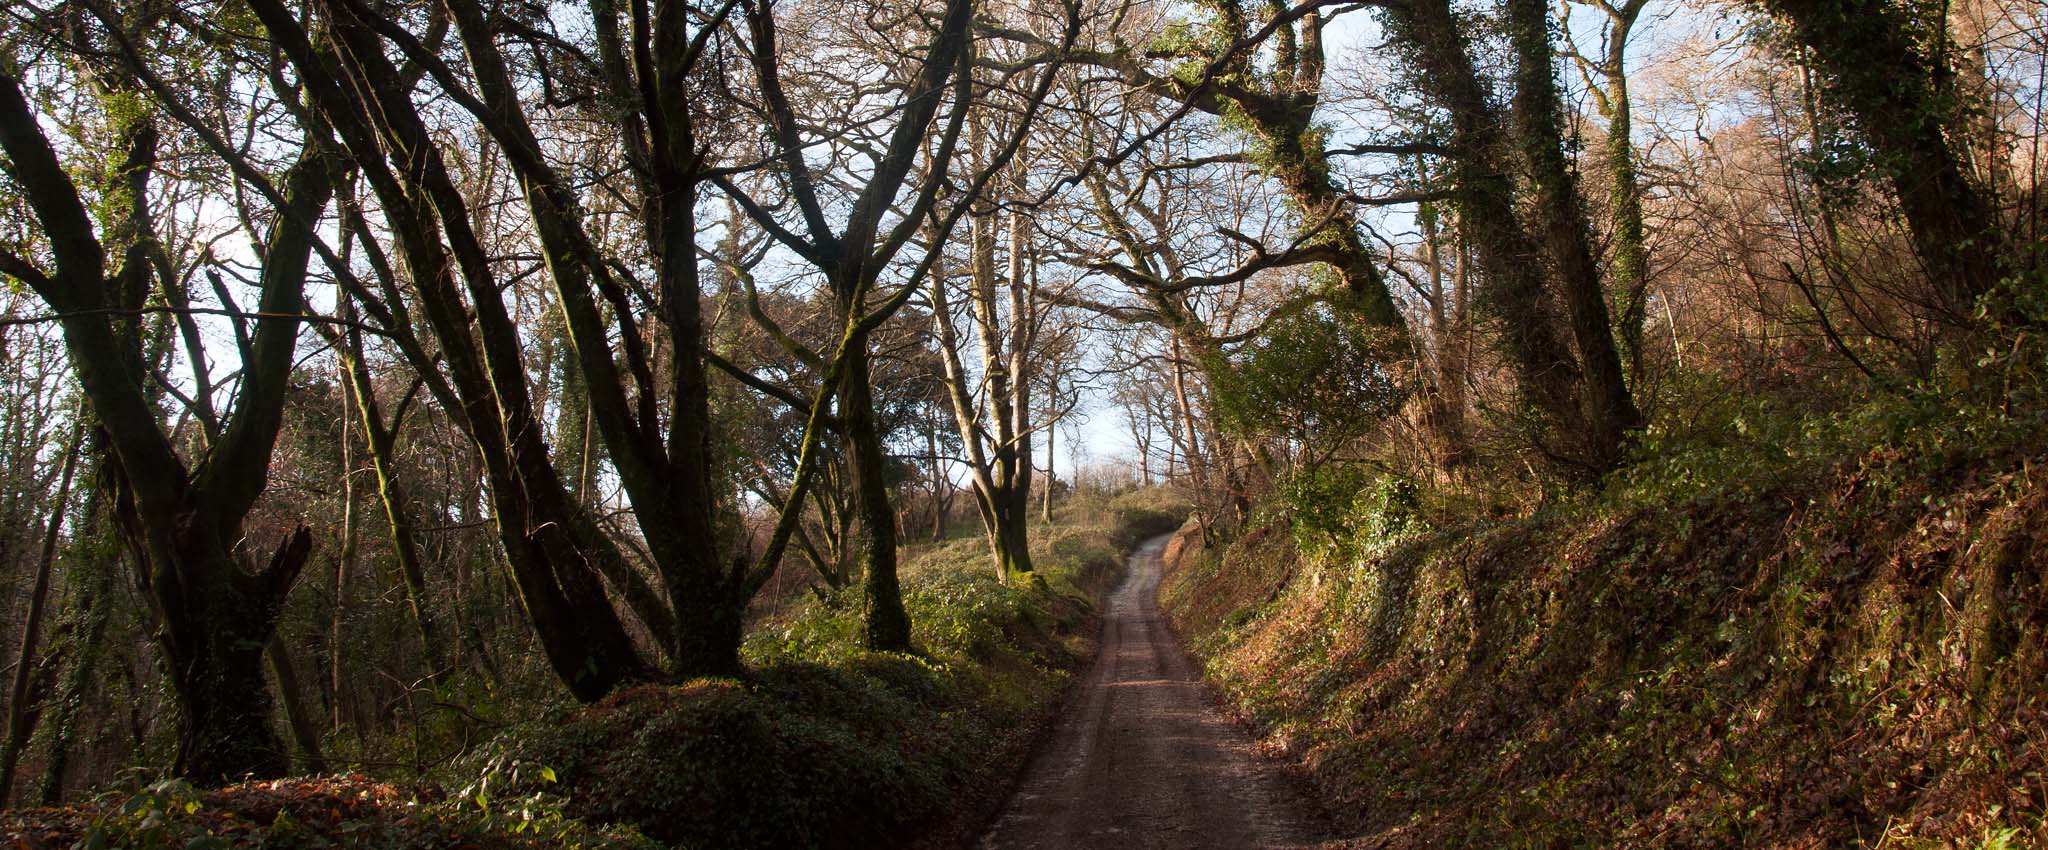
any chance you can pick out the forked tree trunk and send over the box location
[155,529,314,785]
[929,196,1039,583]
[0,64,334,784]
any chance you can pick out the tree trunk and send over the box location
[1606,101,1651,384]
[35,527,111,806]
[1763,0,2006,318]
[265,636,327,773]
[1507,0,1641,472]
[1168,337,1209,497]
[1588,0,1653,382]
[0,423,80,807]
[927,428,949,543]
[1138,429,1153,485]
[256,3,664,701]
[1385,0,1593,470]
[974,491,1036,579]
[336,322,450,682]
[929,202,1038,583]
[1417,197,1470,470]
[669,583,745,679]
[840,339,912,652]
[0,64,334,784]
[1205,5,1410,335]
[331,386,355,731]
[1042,409,1055,523]
[153,529,314,786]
[1246,107,1407,332]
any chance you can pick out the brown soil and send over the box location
[978,535,1330,850]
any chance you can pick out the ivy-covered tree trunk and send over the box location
[839,337,913,652]
[35,522,113,804]
[1193,1,1411,335]
[1247,106,1409,332]
[1507,0,1642,471]
[1761,0,2007,318]
[1384,0,1589,465]
[1579,0,1654,380]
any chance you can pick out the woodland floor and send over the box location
[977,535,1330,850]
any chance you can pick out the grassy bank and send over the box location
[2,488,1190,850]
[1161,391,2048,848]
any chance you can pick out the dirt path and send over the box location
[979,535,1328,850]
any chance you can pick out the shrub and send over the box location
[1275,465,1425,561]
[1206,303,1406,448]
[505,672,979,850]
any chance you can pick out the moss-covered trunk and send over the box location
[1384,0,1589,465]
[839,339,913,652]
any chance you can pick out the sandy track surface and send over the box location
[979,535,1328,850]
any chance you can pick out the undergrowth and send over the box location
[1161,382,2048,849]
[0,775,655,850]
